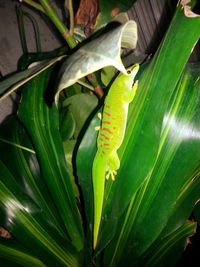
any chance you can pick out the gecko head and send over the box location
[126,63,139,77]
[115,63,139,90]
[120,63,139,87]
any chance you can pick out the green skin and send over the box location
[92,64,139,249]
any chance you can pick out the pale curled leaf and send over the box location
[55,20,137,103]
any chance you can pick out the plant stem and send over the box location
[38,0,77,48]
[25,11,42,52]
[17,7,28,53]
[65,0,74,36]
[77,79,95,91]
[19,0,45,13]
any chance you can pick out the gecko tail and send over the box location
[92,154,107,249]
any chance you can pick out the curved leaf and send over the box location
[55,20,138,102]
[0,240,46,267]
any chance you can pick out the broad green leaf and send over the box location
[18,68,84,251]
[61,93,99,198]
[0,160,79,267]
[104,62,200,266]
[76,111,101,262]
[55,20,137,102]
[141,173,200,267]
[0,240,45,267]
[140,221,196,267]
[76,0,200,262]
[164,173,200,236]
[0,116,67,237]
[63,140,79,198]
[100,3,200,252]
[62,93,98,138]
[59,107,76,141]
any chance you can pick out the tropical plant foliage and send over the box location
[0,0,200,266]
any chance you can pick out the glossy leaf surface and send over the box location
[104,64,200,266]
[17,67,84,251]
[0,240,46,267]
[0,117,66,235]
[0,160,79,267]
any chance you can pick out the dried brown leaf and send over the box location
[75,0,99,35]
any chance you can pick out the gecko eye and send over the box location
[127,70,131,74]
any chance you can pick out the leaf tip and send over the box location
[180,0,200,18]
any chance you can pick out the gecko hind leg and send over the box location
[106,152,120,181]
[106,170,117,181]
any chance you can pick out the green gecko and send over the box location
[92,64,139,249]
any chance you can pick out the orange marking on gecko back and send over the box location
[102,128,113,134]
[104,111,111,117]
[100,143,109,149]
[102,121,111,125]
[100,133,110,140]
[104,148,110,152]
